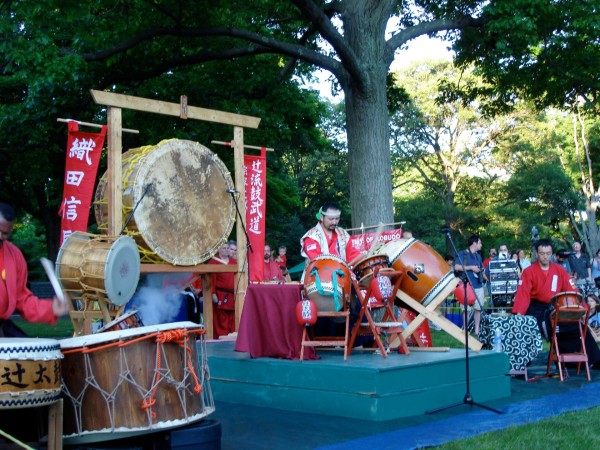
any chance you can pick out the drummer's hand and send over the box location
[51,296,70,317]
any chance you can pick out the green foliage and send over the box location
[455,0,600,113]
[10,214,48,281]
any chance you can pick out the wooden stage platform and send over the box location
[206,341,511,421]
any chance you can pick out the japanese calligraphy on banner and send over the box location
[244,148,267,282]
[59,122,107,245]
[348,228,403,253]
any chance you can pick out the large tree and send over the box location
[2,0,597,233]
[1,0,487,231]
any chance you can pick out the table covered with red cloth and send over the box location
[235,283,316,359]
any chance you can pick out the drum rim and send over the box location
[377,238,415,262]
[59,321,203,349]
[132,139,236,265]
[309,253,350,267]
[96,309,141,333]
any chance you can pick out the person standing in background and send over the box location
[454,235,487,335]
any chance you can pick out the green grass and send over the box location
[11,317,74,339]
[432,406,600,449]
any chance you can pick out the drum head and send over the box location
[104,235,141,306]
[101,139,236,265]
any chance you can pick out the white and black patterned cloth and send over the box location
[479,314,543,371]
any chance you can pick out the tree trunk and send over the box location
[343,1,395,229]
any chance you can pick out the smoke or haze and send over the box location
[127,273,192,325]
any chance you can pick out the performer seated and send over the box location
[512,238,600,369]
[300,202,365,338]
[0,202,69,337]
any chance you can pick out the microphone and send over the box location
[440,227,451,234]
[226,189,238,194]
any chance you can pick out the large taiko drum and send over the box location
[0,338,62,409]
[303,255,352,312]
[55,232,140,306]
[94,139,235,265]
[377,238,456,307]
[59,322,214,444]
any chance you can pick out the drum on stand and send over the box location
[94,139,236,265]
[96,310,144,333]
[376,238,456,307]
[352,254,393,287]
[55,231,140,306]
[59,322,214,444]
[303,255,352,312]
[0,338,62,409]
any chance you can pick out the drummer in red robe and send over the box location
[208,242,236,339]
[0,203,69,337]
[512,238,600,368]
[300,202,362,264]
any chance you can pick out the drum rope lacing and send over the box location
[61,328,209,433]
[141,329,203,420]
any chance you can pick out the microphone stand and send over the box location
[427,228,503,415]
[228,190,253,281]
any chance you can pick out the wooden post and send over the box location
[232,126,248,329]
[107,107,122,235]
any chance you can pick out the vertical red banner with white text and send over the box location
[59,122,106,245]
[244,149,267,282]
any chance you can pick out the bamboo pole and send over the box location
[57,118,139,134]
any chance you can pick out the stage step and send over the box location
[207,341,511,421]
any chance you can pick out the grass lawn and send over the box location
[11,316,74,339]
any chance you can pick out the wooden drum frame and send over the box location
[94,139,236,265]
[59,322,214,444]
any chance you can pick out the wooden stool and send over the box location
[546,291,591,381]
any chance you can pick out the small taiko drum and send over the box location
[94,139,235,265]
[376,238,456,307]
[96,310,144,333]
[551,291,584,310]
[303,255,352,312]
[59,322,214,444]
[353,254,393,287]
[0,338,62,409]
[56,232,140,306]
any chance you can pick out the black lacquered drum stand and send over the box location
[427,228,503,415]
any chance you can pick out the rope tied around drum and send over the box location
[141,329,203,419]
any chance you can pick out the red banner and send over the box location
[348,228,403,253]
[59,122,106,244]
[244,149,267,282]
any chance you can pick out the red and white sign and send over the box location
[59,122,106,244]
[348,228,403,253]
[244,149,267,282]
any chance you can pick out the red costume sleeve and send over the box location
[512,266,534,315]
[1,242,56,323]
[303,237,322,261]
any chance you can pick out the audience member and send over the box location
[454,234,487,335]
[591,249,600,280]
[263,244,285,282]
[569,241,591,280]
[483,248,497,269]
[553,249,574,277]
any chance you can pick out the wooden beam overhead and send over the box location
[90,89,261,129]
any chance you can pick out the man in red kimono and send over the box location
[0,203,69,337]
[513,238,600,368]
[209,242,236,339]
[263,244,284,282]
[300,202,362,266]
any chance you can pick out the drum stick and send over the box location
[366,223,385,257]
[40,257,66,304]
